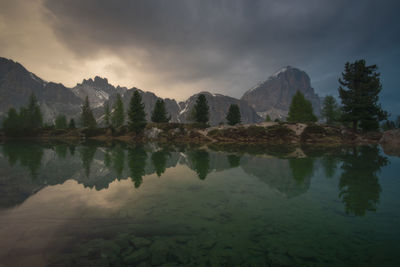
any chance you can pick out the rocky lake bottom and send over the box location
[0,141,399,266]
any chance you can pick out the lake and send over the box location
[0,141,399,266]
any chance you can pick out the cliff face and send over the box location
[72,76,127,108]
[178,92,262,126]
[241,66,321,120]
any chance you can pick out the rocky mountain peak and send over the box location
[241,66,320,120]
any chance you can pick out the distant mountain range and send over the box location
[0,57,321,125]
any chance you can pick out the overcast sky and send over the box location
[1,0,399,114]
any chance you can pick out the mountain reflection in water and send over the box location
[0,141,398,266]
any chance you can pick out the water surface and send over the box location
[0,141,399,266]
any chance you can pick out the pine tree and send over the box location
[55,115,68,129]
[151,99,170,123]
[111,94,125,127]
[265,115,272,122]
[81,96,97,128]
[226,104,241,125]
[338,60,388,131]
[193,94,209,124]
[69,118,76,129]
[104,102,111,127]
[322,95,341,125]
[25,93,43,129]
[287,91,317,123]
[127,91,147,133]
[2,108,20,136]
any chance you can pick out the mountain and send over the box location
[0,57,320,126]
[0,57,82,122]
[177,92,262,125]
[72,76,127,108]
[241,66,321,120]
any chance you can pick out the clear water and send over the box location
[0,141,399,266]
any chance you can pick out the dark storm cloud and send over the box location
[43,0,400,113]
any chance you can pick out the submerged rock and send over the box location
[124,247,150,264]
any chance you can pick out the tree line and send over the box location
[1,59,397,136]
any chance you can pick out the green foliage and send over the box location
[127,91,147,133]
[111,94,125,127]
[55,114,68,129]
[322,95,341,125]
[338,60,388,132]
[81,96,97,128]
[193,94,209,124]
[287,91,317,123]
[2,108,20,136]
[226,104,241,126]
[381,120,396,131]
[104,102,111,127]
[265,115,272,122]
[2,93,43,136]
[69,118,76,129]
[151,99,170,123]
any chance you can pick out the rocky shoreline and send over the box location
[1,122,397,149]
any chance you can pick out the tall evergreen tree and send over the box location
[81,96,97,128]
[127,91,147,133]
[68,118,76,129]
[338,60,388,131]
[151,99,170,123]
[265,115,272,122]
[26,93,43,129]
[322,95,341,125]
[104,102,111,127]
[111,94,125,127]
[2,108,20,136]
[55,114,68,129]
[2,94,43,136]
[226,104,241,125]
[287,91,317,123]
[193,94,209,124]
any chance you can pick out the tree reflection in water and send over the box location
[0,142,391,216]
[338,146,388,216]
[151,149,170,177]
[78,145,97,177]
[112,144,125,179]
[128,145,147,188]
[188,149,210,180]
[2,141,44,179]
[289,158,314,183]
[227,154,241,168]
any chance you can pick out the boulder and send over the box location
[145,127,162,140]
[380,129,400,156]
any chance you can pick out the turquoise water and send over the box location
[0,141,399,266]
